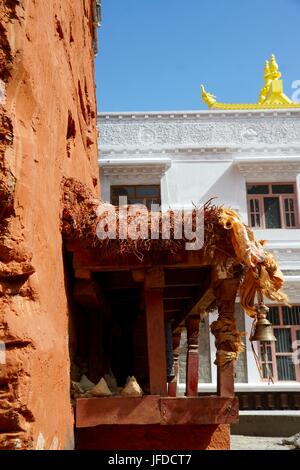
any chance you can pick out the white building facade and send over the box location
[98,108,300,404]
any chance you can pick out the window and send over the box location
[111,185,161,210]
[247,183,298,229]
[260,305,300,381]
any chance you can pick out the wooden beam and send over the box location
[160,396,239,425]
[76,396,161,427]
[76,396,239,428]
[67,242,215,270]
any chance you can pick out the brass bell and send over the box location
[250,304,277,342]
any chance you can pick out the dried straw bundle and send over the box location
[61,177,233,262]
[61,178,288,314]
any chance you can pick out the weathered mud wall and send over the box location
[0,0,99,449]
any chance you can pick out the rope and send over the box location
[215,350,238,366]
[211,317,244,366]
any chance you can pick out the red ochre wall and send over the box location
[0,1,231,452]
[0,0,99,449]
[76,425,231,450]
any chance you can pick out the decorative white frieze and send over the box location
[236,158,300,181]
[101,158,171,182]
[98,110,300,153]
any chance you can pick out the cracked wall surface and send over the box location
[0,0,99,449]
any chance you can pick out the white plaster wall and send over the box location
[98,111,300,386]
[101,174,110,201]
[161,160,248,219]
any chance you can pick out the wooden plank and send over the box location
[160,397,239,425]
[145,286,167,396]
[76,396,161,428]
[76,396,239,428]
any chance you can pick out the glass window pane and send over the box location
[111,186,135,198]
[247,185,269,195]
[268,306,280,325]
[262,363,273,379]
[267,347,272,362]
[264,198,281,228]
[136,186,160,197]
[291,213,296,227]
[272,184,294,194]
[276,356,296,381]
[274,328,292,352]
[282,306,300,325]
[283,198,296,228]
[284,199,289,211]
[147,199,160,210]
[249,198,261,227]
[260,343,273,362]
[128,198,145,205]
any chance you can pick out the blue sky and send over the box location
[95,0,300,112]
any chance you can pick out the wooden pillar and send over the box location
[185,314,200,397]
[214,278,239,398]
[168,330,182,397]
[144,268,167,396]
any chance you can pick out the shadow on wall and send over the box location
[197,164,247,216]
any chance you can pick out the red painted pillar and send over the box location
[144,268,167,396]
[214,278,240,398]
[185,314,200,397]
[168,330,182,397]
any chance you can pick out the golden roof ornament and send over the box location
[269,53,281,79]
[201,54,300,110]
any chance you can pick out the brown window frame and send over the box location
[259,305,300,382]
[247,183,299,229]
[110,184,161,210]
